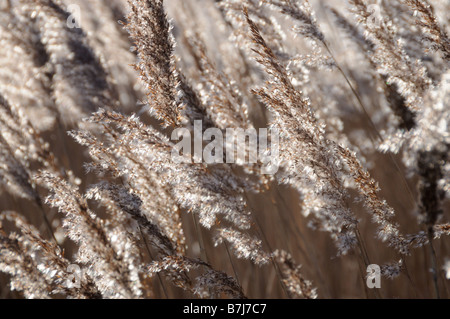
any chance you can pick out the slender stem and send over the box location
[35,199,58,245]
[427,230,440,299]
[243,193,290,298]
[191,212,209,264]
[357,257,371,299]
[254,217,291,299]
[356,227,382,299]
[224,242,241,287]
[140,227,169,299]
[401,257,419,298]
[274,187,330,297]
[323,42,418,207]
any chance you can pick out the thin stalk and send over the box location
[401,257,419,298]
[274,187,330,298]
[322,42,418,207]
[35,199,58,245]
[191,211,210,264]
[356,226,382,299]
[140,227,169,299]
[224,242,241,287]
[243,193,290,298]
[357,256,371,299]
[427,230,440,299]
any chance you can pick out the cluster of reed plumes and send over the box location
[0,0,449,299]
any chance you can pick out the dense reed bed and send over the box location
[0,0,449,298]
